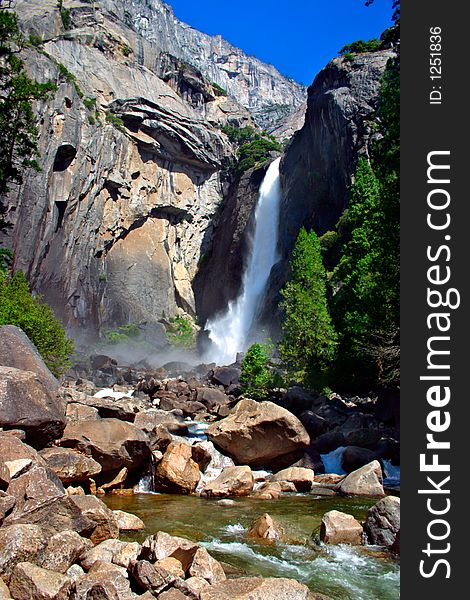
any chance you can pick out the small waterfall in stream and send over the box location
[204,157,282,365]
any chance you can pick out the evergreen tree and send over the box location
[0,0,55,232]
[240,342,273,400]
[279,227,337,386]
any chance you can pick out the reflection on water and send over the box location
[104,493,400,600]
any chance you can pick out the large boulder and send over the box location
[9,562,71,600]
[341,446,381,474]
[337,461,385,497]
[74,560,135,599]
[320,510,363,545]
[0,524,49,582]
[207,399,310,468]
[363,496,400,548]
[40,530,91,574]
[59,387,138,422]
[199,577,317,600]
[154,442,201,494]
[188,547,226,584]
[69,495,120,545]
[80,539,141,570]
[201,466,254,498]
[0,367,66,448]
[0,325,58,390]
[38,447,102,484]
[58,418,151,474]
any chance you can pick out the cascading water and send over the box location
[205,157,282,365]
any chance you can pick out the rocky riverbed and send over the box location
[0,324,400,599]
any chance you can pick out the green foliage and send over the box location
[104,323,141,344]
[28,33,43,47]
[240,342,274,400]
[279,228,337,387]
[0,248,13,278]
[60,7,72,30]
[222,125,257,145]
[56,62,83,97]
[339,39,382,55]
[122,45,132,57]
[236,137,283,174]
[83,96,96,111]
[0,271,74,376]
[0,2,56,232]
[167,316,196,349]
[212,82,227,96]
[105,110,125,131]
[343,52,355,62]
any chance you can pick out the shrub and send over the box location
[0,271,74,376]
[240,342,274,400]
[105,110,125,131]
[104,323,141,344]
[343,52,355,62]
[236,137,283,174]
[28,34,43,47]
[212,82,228,96]
[167,316,196,349]
[83,96,96,111]
[339,39,382,55]
[60,8,72,30]
[221,125,257,145]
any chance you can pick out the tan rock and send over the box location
[272,467,314,492]
[363,496,400,548]
[207,399,310,468]
[9,562,71,600]
[185,576,211,596]
[188,547,226,584]
[155,557,185,578]
[128,560,177,595]
[41,530,92,573]
[159,589,190,600]
[0,524,49,582]
[253,482,283,500]
[201,466,254,498]
[0,578,11,599]
[199,577,314,600]
[337,461,385,497]
[320,510,363,545]
[39,447,102,484]
[101,467,128,491]
[141,531,199,572]
[65,485,85,496]
[65,402,100,422]
[113,509,145,531]
[5,459,32,479]
[154,442,200,494]
[70,495,119,544]
[247,514,283,541]
[81,538,141,570]
[75,560,135,599]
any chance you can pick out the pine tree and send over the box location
[279,227,337,386]
[0,0,55,232]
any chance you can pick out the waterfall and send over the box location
[204,157,282,365]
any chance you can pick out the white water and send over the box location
[204,158,282,365]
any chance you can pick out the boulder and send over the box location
[0,579,11,599]
[363,496,400,548]
[188,547,226,584]
[60,388,138,422]
[134,409,187,435]
[65,403,100,422]
[0,367,66,448]
[38,447,102,484]
[0,524,49,582]
[74,560,135,599]
[185,576,211,597]
[201,466,254,498]
[272,467,314,492]
[199,577,315,600]
[140,531,198,572]
[0,326,58,390]
[247,514,283,541]
[0,462,11,490]
[0,491,16,524]
[320,510,363,545]
[41,530,92,573]
[80,539,141,570]
[155,557,185,579]
[129,560,177,595]
[253,482,283,500]
[154,442,201,494]
[58,418,150,474]
[207,399,310,468]
[212,366,241,387]
[113,509,145,531]
[196,387,230,410]
[337,461,385,497]
[69,495,120,544]
[9,562,71,600]
[159,590,189,600]
[341,446,381,474]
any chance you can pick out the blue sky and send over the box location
[167,0,393,86]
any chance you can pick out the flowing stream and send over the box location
[204,157,282,365]
[105,493,400,600]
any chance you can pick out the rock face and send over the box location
[207,399,310,468]
[0,367,66,449]
[260,50,395,328]
[3,0,302,336]
[99,0,306,129]
[363,496,400,548]
[320,510,363,545]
